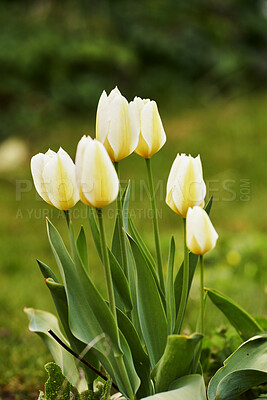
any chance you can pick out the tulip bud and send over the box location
[166,154,206,218]
[31,148,79,210]
[186,206,218,255]
[96,87,138,161]
[129,97,166,158]
[75,136,119,208]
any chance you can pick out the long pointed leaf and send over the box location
[69,221,140,396]
[44,277,99,385]
[24,307,87,391]
[76,226,89,271]
[88,208,132,312]
[47,218,121,355]
[129,217,165,307]
[125,232,167,368]
[206,288,263,341]
[166,237,176,334]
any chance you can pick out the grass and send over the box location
[0,92,267,398]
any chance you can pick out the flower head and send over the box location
[166,154,206,218]
[75,136,119,208]
[130,96,166,158]
[31,148,79,210]
[186,206,218,255]
[96,87,138,161]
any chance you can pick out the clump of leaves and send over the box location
[38,362,112,400]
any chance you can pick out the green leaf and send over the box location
[122,180,131,231]
[44,277,99,385]
[206,288,263,341]
[141,375,207,400]
[111,182,130,266]
[125,232,167,368]
[125,236,144,343]
[37,259,59,283]
[24,307,87,391]
[208,334,267,400]
[174,252,198,318]
[111,215,123,268]
[70,221,140,396]
[47,218,140,395]
[47,218,121,355]
[153,333,203,393]
[128,217,165,307]
[88,207,132,312]
[116,307,153,398]
[166,237,176,334]
[205,196,213,216]
[76,226,89,271]
[44,362,79,400]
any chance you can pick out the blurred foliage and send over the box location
[1,0,267,139]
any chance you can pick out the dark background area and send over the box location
[1,0,267,139]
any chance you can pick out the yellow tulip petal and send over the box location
[186,206,218,255]
[42,148,79,210]
[80,140,119,208]
[31,152,54,205]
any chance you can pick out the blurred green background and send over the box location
[0,1,267,398]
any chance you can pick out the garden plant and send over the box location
[25,88,267,400]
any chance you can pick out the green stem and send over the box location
[96,208,117,319]
[175,218,189,333]
[145,157,165,293]
[200,255,204,335]
[114,161,128,278]
[192,255,205,373]
[63,210,70,227]
[97,208,134,399]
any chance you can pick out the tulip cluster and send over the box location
[29,86,221,400]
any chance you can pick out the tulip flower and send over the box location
[96,87,138,162]
[75,136,119,209]
[129,97,166,158]
[166,154,206,218]
[186,206,218,255]
[31,148,79,210]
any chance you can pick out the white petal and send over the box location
[75,135,93,189]
[96,90,109,144]
[108,94,138,161]
[140,100,166,156]
[80,140,119,208]
[43,149,79,210]
[31,153,52,205]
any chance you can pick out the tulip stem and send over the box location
[192,255,205,373]
[145,158,165,293]
[96,208,117,320]
[200,255,204,335]
[175,218,189,334]
[114,162,129,278]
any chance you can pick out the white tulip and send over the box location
[96,87,138,161]
[186,206,218,255]
[31,148,79,210]
[130,96,166,158]
[166,154,206,218]
[75,136,119,208]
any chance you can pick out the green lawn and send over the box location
[1,93,267,398]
